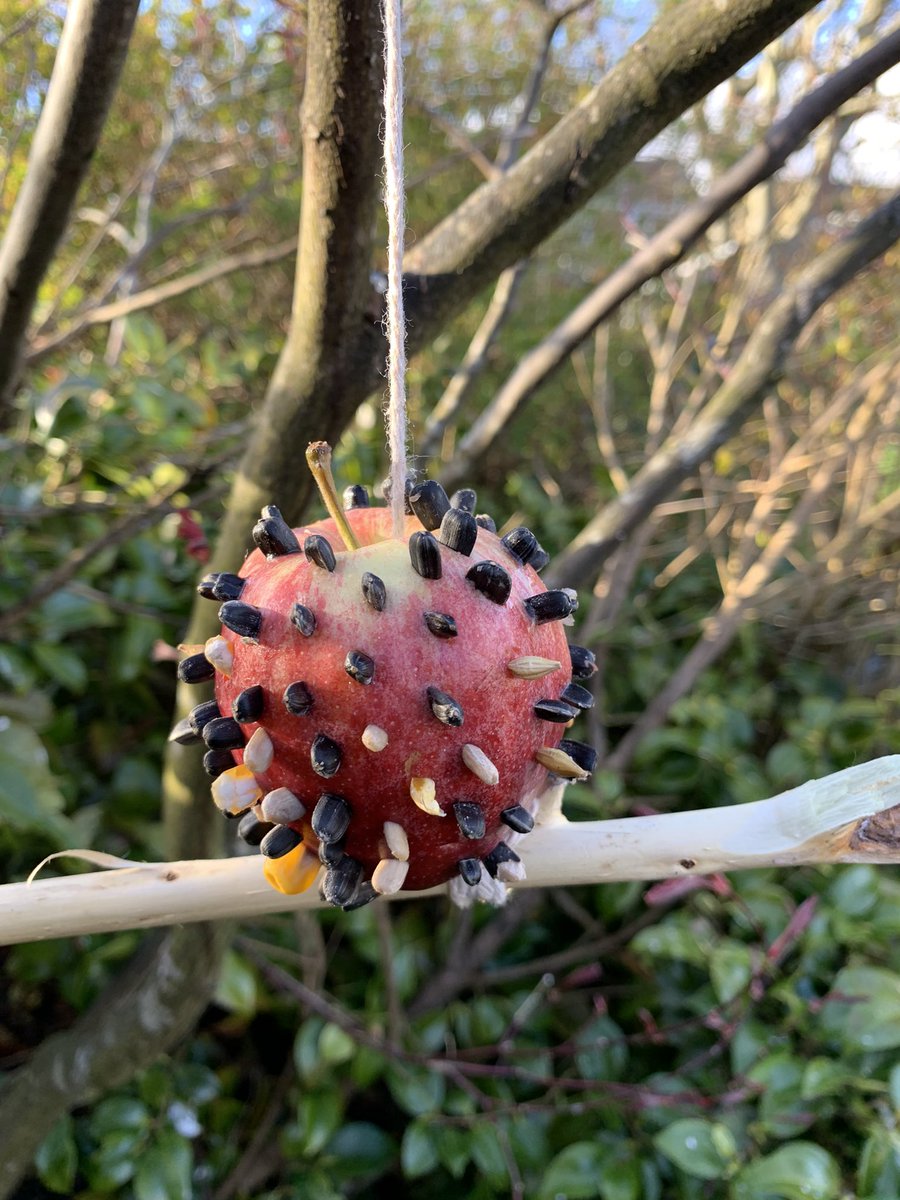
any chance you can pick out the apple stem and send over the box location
[305,441,360,551]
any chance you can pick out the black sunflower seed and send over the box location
[558,738,598,775]
[253,506,301,557]
[345,650,375,685]
[178,653,216,684]
[203,716,245,750]
[197,572,245,602]
[322,857,364,907]
[304,533,336,572]
[458,858,483,886]
[409,480,451,531]
[465,560,511,605]
[528,544,550,572]
[342,880,378,911]
[438,507,477,556]
[501,805,534,834]
[283,681,313,716]
[219,600,262,640]
[232,685,264,723]
[168,716,200,745]
[426,685,463,727]
[409,530,442,579]
[188,699,221,735]
[260,824,304,859]
[290,601,316,637]
[423,611,458,639]
[523,590,577,624]
[569,645,597,679]
[451,488,477,514]
[534,698,579,723]
[483,842,520,877]
[203,748,235,778]
[382,474,415,513]
[561,682,594,711]
[197,574,219,600]
[311,734,342,778]
[237,811,273,846]
[452,800,485,840]
[318,836,346,866]
[361,572,387,612]
[312,792,351,842]
[343,484,370,509]
[475,514,497,533]
[501,526,538,563]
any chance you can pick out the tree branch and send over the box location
[440,27,900,486]
[0,0,140,421]
[547,190,900,591]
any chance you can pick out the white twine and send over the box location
[383,0,409,539]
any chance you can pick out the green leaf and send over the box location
[711,941,754,1004]
[822,966,900,1051]
[133,1131,193,1200]
[539,1142,604,1198]
[469,1122,508,1182]
[213,949,258,1018]
[437,1126,472,1179]
[386,1063,446,1115]
[324,1122,394,1181]
[32,642,88,692]
[574,1015,628,1080]
[296,1091,343,1157]
[401,1120,440,1179]
[88,1095,151,1139]
[34,1114,77,1194]
[732,1143,840,1200]
[318,1022,356,1066]
[857,1130,900,1197]
[653,1119,737,1180]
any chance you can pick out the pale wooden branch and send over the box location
[2,758,898,947]
[440,28,900,488]
[0,0,141,420]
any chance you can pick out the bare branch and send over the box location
[441,27,900,486]
[548,192,900,591]
[0,0,140,420]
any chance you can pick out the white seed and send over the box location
[383,820,409,861]
[361,724,389,752]
[534,745,589,780]
[211,765,261,814]
[260,787,306,825]
[372,857,409,894]
[507,656,562,679]
[410,776,444,817]
[243,727,274,772]
[497,859,527,883]
[204,635,234,677]
[461,744,499,786]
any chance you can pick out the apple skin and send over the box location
[214,507,571,891]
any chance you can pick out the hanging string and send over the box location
[383,0,409,539]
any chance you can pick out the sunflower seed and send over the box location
[361,724,389,752]
[475,514,497,533]
[534,698,579,723]
[343,484,369,509]
[218,600,262,641]
[465,560,510,605]
[345,650,375,684]
[409,530,442,579]
[423,611,457,639]
[382,474,415,513]
[168,716,200,745]
[458,858,482,886]
[409,480,451,530]
[203,748,235,778]
[204,636,234,676]
[318,836,345,866]
[523,590,577,624]
[410,776,444,816]
[283,681,313,716]
[361,572,387,612]
[483,842,520,878]
[452,800,485,840]
[501,526,538,563]
[232,686,264,723]
[252,506,300,557]
[211,764,262,814]
[451,488,477,514]
[177,653,216,684]
[322,857,364,907]
[426,685,463,727]
[528,545,550,572]
[507,656,561,679]
[203,716,245,750]
[569,645,597,679]
[461,743,499,786]
[561,682,594,710]
[558,738,598,775]
[372,857,409,894]
[290,602,316,637]
[260,824,304,859]
[260,787,305,825]
[238,811,273,846]
[197,572,244,602]
[383,820,409,861]
[189,699,221,735]
[342,880,378,911]
[438,507,477,555]
[311,733,342,777]
[501,805,534,834]
[312,792,351,842]
[304,533,336,572]
[534,745,589,780]
[243,727,274,772]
